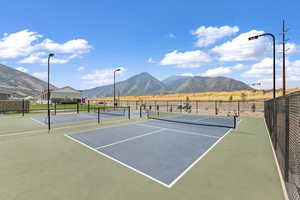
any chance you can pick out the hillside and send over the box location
[84,72,253,98]
[84,72,168,97]
[89,88,300,101]
[0,64,56,97]
[163,75,252,93]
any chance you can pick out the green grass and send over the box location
[0,116,285,200]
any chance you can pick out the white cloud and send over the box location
[0,29,91,64]
[201,66,232,77]
[147,57,155,64]
[168,33,176,38]
[177,73,194,77]
[192,26,239,47]
[16,66,28,73]
[81,67,125,87]
[77,66,85,71]
[244,58,300,89]
[0,29,41,59]
[232,63,245,70]
[212,30,271,62]
[33,72,47,80]
[160,50,212,68]
[19,52,69,64]
[37,38,91,55]
[242,58,276,78]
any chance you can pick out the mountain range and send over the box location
[0,64,56,97]
[83,72,252,97]
[0,64,252,97]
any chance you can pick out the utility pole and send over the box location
[282,20,286,96]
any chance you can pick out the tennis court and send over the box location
[66,114,238,187]
[31,107,130,125]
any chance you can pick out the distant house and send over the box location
[39,86,83,104]
[0,92,11,100]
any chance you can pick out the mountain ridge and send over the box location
[0,64,56,97]
[84,72,253,98]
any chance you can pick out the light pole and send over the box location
[249,33,276,99]
[249,33,277,148]
[47,53,55,131]
[113,68,121,107]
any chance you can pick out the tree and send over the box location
[240,93,247,101]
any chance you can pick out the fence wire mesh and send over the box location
[265,91,300,200]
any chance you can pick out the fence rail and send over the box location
[89,100,264,117]
[265,91,300,200]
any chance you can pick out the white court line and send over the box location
[135,123,220,139]
[64,119,238,188]
[264,118,289,200]
[30,117,46,126]
[168,123,234,187]
[64,134,171,188]
[95,128,165,149]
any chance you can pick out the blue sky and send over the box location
[1,0,300,90]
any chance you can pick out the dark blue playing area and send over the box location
[65,115,234,187]
[32,112,127,125]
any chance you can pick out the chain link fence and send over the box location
[265,91,300,200]
[89,100,264,117]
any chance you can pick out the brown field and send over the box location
[89,88,300,102]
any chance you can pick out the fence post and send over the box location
[237,101,240,116]
[88,100,90,112]
[284,97,290,182]
[77,102,79,114]
[54,100,57,115]
[274,99,277,150]
[196,101,198,113]
[215,101,218,115]
[166,101,168,112]
[22,99,25,116]
[128,106,131,120]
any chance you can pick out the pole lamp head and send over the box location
[115,68,121,72]
[248,35,259,41]
[49,53,55,57]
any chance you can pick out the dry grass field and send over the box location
[89,88,300,102]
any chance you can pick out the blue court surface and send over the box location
[65,116,235,187]
[31,112,126,125]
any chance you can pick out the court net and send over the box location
[147,110,236,129]
[89,106,127,117]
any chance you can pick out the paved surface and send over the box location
[67,119,231,186]
[32,112,126,125]
[0,116,285,200]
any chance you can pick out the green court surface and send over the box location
[0,116,285,200]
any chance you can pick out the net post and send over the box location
[77,102,79,114]
[215,101,218,115]
[284,97,290,182]
[88,100,90,113]
[22,99,25,116]
[170,104,173,112]
[233,115,236,129]
[97,107,100,124]
[157,105,159,117]
[139,105,142,118]
[128,106,131,120]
